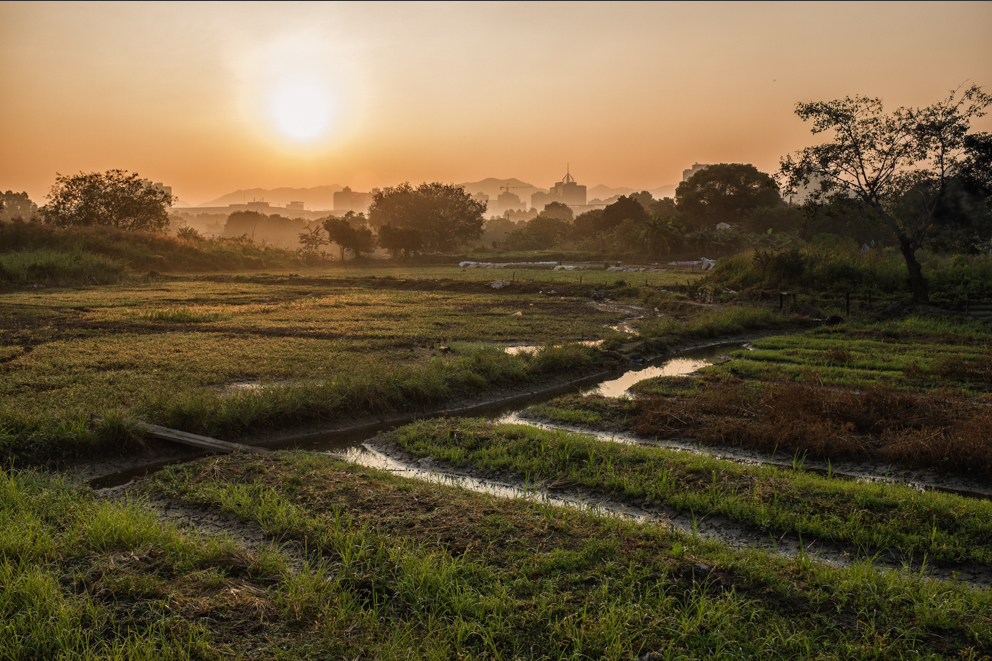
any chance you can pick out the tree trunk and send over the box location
[898,237,929,304]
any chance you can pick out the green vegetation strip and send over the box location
[701,316,991,393]
[0,277,628,464]
[391,419,992,565]
[0,468,274,659]
[147,452,992,659]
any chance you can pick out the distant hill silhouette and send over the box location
[199,185,344,210]
[195,180,679,211]
[587,185,636,201]
[649,184,677,199]
[457,178,545,200]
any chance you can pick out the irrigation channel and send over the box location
[87,341,992,588]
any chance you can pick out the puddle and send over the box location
[214,379,323,396]
[592,342,745,397]
[503,340,603,356]
[86,336,992,506]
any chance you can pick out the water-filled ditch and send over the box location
[86,339,992,587]
[88,340,992,502]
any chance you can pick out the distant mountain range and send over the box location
[194,179,678,211]
[199,185,344,210]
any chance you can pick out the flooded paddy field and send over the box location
[4,269,992,658]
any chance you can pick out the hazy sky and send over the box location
[2,1,991,205]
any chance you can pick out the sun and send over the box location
[269,78,334,142]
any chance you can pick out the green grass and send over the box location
[145,451,992,659]
[0,248,131,285]
[0,277,629,464]
[701,316,992,393]
[637,305,800,347]
[389,418,992,565]
[0,466,262,659]
[0,221,304,273]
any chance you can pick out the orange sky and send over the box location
[2,1,991,205]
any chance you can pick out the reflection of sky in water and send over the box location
[594,358,713,397]
[335,446,642,518]
[504,340,602,356]
[591,343,746,398]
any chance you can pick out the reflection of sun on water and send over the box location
[270,79,334,141]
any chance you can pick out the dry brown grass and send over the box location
[633,382,992,476]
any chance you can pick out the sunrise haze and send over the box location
[2,1,990,206]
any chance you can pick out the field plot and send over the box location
[6,266,991,658]
[8,453,990,660]
[528,316,992,481]
[710,316,992,393]
[0,273,635,464]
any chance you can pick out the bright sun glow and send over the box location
[269,79,334,141]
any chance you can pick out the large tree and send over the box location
[43,170,175,231]
[367,182,486,251]
[780,85,992,303]
[675,163,781,231]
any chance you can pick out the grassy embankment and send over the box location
[529,315,992,480]
[0,221,305,283]
[8,453,988,659]
[388,418,992,565]
[707,247,992,310]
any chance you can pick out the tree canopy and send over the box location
[43,170,175,231]
[322,216,376,260]
[367,182,486,251]
[780,84,992,303]
[538,201,573,222]
[0,191,40,223]
[377,224,423,259]
[675,163,781,231]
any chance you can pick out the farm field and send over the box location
[4,452,991,660]
[1,269,659,464]
[528,316,992,481]
[3,267,990,659]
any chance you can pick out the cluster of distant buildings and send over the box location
[171,187,370,222]
[477,167,602,219]
[167,162,726,223]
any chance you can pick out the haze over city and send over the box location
[2,1,990,206]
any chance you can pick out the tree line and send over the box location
[5,86,989,303]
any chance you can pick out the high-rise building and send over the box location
[682,163,712,182]
[142,180,173,206]
[531,167,586,211]
[496,190,524,213]
[333,187,373,214]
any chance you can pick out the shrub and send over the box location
[0,220,304,272]
[0,249,130,285]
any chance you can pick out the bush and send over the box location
[0,249,130,285]
[0,220,304,272]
